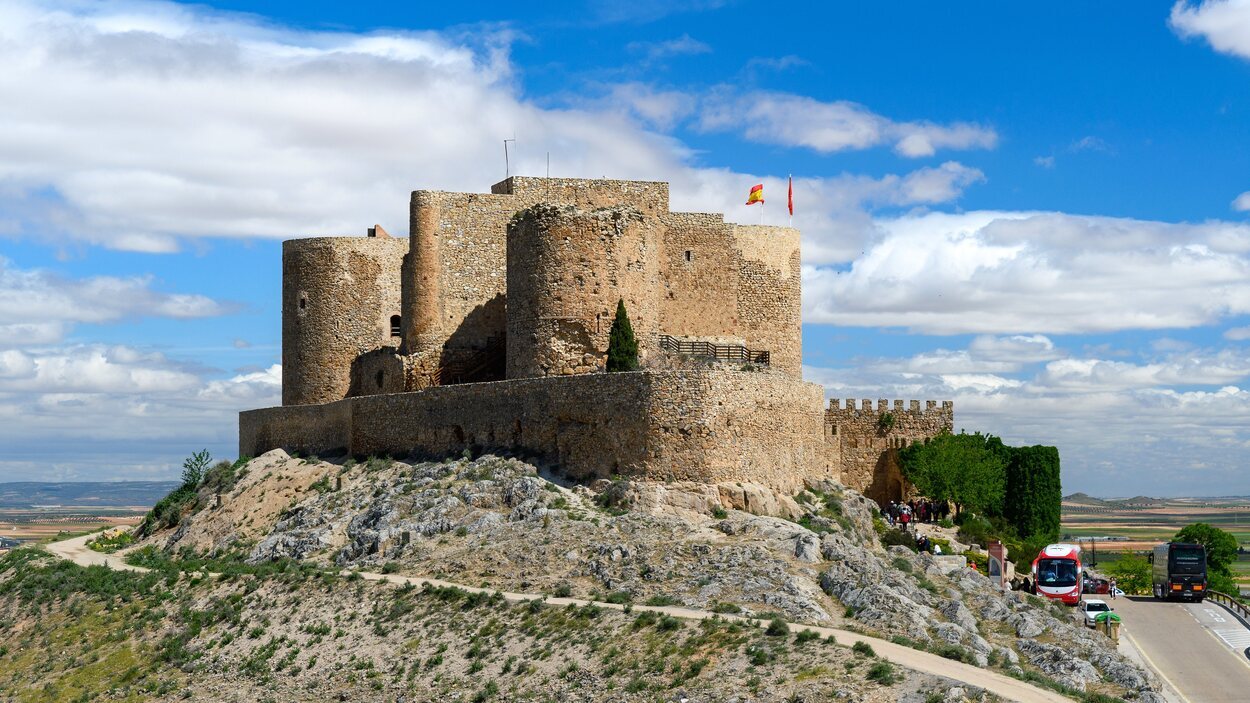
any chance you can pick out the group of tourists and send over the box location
[884,498,950,531]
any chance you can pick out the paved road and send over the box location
[1112,595,1250,703]
[44,531,1070,703]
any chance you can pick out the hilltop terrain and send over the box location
[0,451,1165,702]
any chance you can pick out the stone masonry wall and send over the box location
[658,212,748,347]
[242,370,831,492]
[398,178,671,383]
[282,236,407,406]
[654,216,802,378]
[825,399,954,504]
[731,226,802,377]
[507,204,661,378]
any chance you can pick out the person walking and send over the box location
[1109,577,1117,599]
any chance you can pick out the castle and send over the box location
[239,177,952,503]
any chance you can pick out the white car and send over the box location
[1079,599,1113,628]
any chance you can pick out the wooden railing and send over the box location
[658,334,770,366]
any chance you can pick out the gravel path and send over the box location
[45,531,1070,703]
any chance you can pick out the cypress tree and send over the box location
[606,298,639,372]
[1003,445,1061,540]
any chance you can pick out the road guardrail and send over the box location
[1207,591,1250,623]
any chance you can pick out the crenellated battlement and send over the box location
[825,398,953,416]
[822,397,954,503]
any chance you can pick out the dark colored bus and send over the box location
[1151,542,1207,601]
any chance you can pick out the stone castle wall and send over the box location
[507,204,662,378]
[825,399,955,503]
[281,236,407,406]
[242,369,831,493]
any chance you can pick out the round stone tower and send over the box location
[506,204,660,379]
[282,236,406,406]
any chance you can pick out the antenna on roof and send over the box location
[503,134,516,178]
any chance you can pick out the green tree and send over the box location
[606,299,639,372]
[181,449,212,488]
[1002,445,1061,541]
[1174,523,1239,577]
[1103,552,1151,595]
[899,432,1006,517]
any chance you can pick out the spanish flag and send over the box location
[745,183,764,205]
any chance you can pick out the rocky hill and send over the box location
[0,450,1164,702]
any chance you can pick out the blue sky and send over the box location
[2,0,1250,496]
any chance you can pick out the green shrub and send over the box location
[644,595,680,607]
[866,661,898,684]
[931,643,972,663]
[881,529,917,552]
[656,615,682,632]
[794,629,819,645]
[851,641,876,657]
[765,617,789,637]
[711,506,728,519]
[604,590,632,604]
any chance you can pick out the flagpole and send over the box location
[788,173,793,227]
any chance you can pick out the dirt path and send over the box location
[43,531,1069,703]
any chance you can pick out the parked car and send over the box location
[1082,576,1110,594]
[1079,599,1113,628]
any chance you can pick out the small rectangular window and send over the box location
[684,250,692,262]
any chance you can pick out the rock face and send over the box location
[150,452,1161,701]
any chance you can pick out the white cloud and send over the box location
[597,83,698,130]
[1037,351,1250,391]
[0,257,228,347]
[804,210,1250,334]
[0,346,280,481]
[0,1,986,258]
[1233,191,1250,212]
[1034,155,1055,169]
[968,334,1064,363]
[697,91,998,157]
[626,34,711,61]
[807,342,1250,495]
[1170,0,1250,61]
[1226,326,1250,340]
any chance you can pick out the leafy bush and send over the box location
[765,617,789,637]
[137,450,214,537]
[851,641,876,657]
[794,629,819,644]
[866,661,898,684]
[880,528,917,552]
[201,458,246,495]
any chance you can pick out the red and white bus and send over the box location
[1031,543,1083,605]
